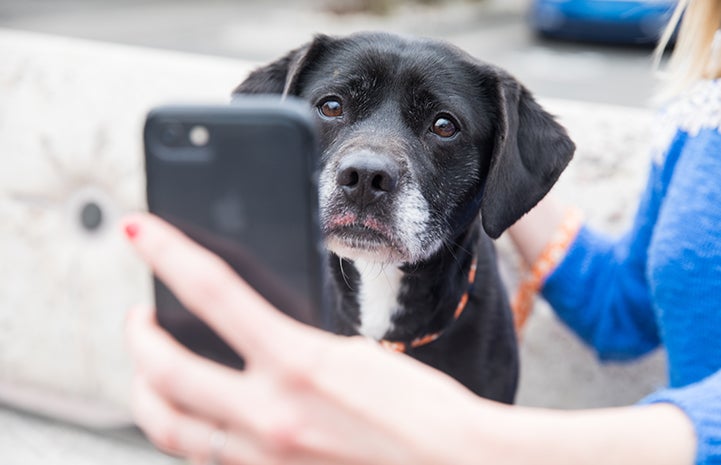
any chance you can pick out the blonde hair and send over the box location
[655,0,721,98]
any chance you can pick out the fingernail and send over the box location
[124,222,140,240]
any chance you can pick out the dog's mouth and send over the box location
[322,213,407,262]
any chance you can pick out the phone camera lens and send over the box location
[189,125,210,147]
[159,122,185,146]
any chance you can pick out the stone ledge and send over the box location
[0,29,255,425]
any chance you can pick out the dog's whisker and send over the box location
[367,261,386,281]
[380,263,396,290]
[441,238,462,268]
[445,234,474,261]
[338,256,354,291]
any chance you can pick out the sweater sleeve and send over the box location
[540,158,664,361]
[640,369,721,465]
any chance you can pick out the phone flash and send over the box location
[189,125,210,147]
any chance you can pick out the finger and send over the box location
[126,304,340,449]
[133,374,300,465]
[132,374,214,458]
[122,212,306,360]
[126,308,343,464]
[126,304,254,424]
[128,306,400,465]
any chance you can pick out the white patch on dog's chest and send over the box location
[354,260,404,340]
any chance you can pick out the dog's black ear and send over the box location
[232,35,332,97]
[480,73,575,239]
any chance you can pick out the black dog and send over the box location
[233,32,574,403]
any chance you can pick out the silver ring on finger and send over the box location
[207,428,227,465]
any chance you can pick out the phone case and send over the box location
[144,98,326,369]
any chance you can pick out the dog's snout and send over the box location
[336,153,399,207]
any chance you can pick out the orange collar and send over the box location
[379,256,478,353]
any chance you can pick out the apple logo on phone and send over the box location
[211,190,246,235]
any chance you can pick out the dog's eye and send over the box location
[319,99,343,118]
[431,116,458,138]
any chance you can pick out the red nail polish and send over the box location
[124,222,140,239]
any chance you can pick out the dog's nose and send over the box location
[336,153,399,208]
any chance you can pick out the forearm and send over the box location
[458,401,696,465]
[509,189,661,358]
[507,193,568,267]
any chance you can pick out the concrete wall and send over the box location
[0,29,255,426]
[0,29,666,427]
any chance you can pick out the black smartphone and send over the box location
[144,97,326,369]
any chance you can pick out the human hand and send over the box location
[123,213,492,465]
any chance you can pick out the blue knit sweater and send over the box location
[542,80,721,465]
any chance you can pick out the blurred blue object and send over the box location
[530,0,678,45]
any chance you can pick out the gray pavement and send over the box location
[0,406,181,464]
[0,0,660,107]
